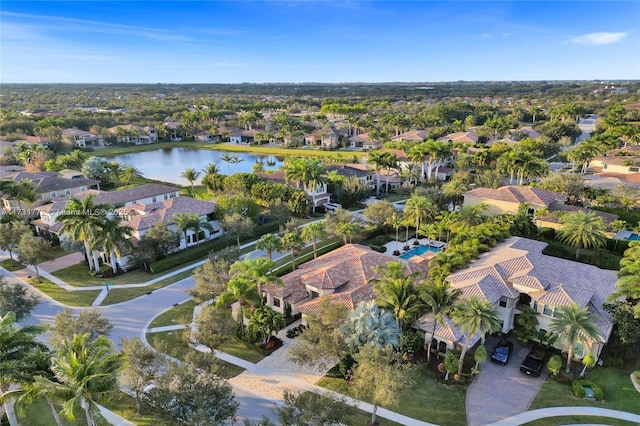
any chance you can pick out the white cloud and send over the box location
[568,32,627,45]
[480,33,491,39]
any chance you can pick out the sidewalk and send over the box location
[490,406,640,425]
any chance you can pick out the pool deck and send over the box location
[384,237,448,257]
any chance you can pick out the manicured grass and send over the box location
[30,278,100,307]
[0,258,26,271]
[48,245,71,259]
[103,392,174,426]
[530,361,640,415]
[149,299,197,328]
[522,416,638,426]
[298,391,403,426]
[15,396,84,426]
[147,330,245,379]
[317,368,467,426]
[218,335,268,364]
[101,269,194,305]
[52,263,161,287]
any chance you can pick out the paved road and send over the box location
[466,335,546,426]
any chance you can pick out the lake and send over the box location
[108,148,285,185]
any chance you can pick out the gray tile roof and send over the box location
[464,186,565,207]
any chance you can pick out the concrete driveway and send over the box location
[466,335,547,426]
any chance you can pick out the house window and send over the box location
[64,189,71,195]
[553,307,563,318]
[185,235,191,244]
[630,167,640,172]
[197,231,205,241]
[164,194,169,200]
[80,186,87,191]
[50,191,57,198]
[573,343,585,358]
[543,304,553,316]
[603,164,608,169]
[533,300,539,312]
[152,197,157,203]
[499,296,508,308]
[273,297,281,308]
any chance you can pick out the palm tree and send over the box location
[247,306,285,345]
[37,334,123,426]
[119,166,143,185]
[432,143,453,180]
[450,296,501,375]
[419,281,461,364]
[58,195,109,272]
[404,195,436,241]
[217,276,256,339]
[201,163,222,192]
[230,155,244,172]
[301,222,327,259]
[170,213,214,248]
[579,352,596,378]
[382,152,398,194]
[385,211,403,254]
[180,167,201,195]
[339,301,401,351]
[282,232,304,271]
[557,211,607,260]
[13,179,39,213]
[548,304,600,373]
[367,150,387,197]
[105,161,124,187]
[229,257,280,299]
[0,313,47,426]
[610,242,640,318]
[408,143,429,180]
[473,344,487,373]
[255,233,283,264]
[220,153,234,173]
[97,216,133,274]
[441,179,468,211]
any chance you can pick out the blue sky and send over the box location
[1,1,639,83]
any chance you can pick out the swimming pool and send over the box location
[398,244,444,260]
[627,233,640,241]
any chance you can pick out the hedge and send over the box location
[572,379,604,400]
[542,240,622,271]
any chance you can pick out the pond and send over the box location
[108,148,285,185]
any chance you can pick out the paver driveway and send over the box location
[466,336,547,426]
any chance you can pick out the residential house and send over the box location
[324,163,376,190]
[229,128,256,144]
[414,237,617,360]
[61,128,104,148]
[304,127,340,149]
[589,146,640,174]
[263,244,431,316]
[463,185,617,229]
[348,133,380,150]
[255,171,330,210]
[391,130,427,143]
[31,183,180,243]
[108,124,158,144]
[116,196,222,252]
[438,130,479,144]
[163,121,183,141]
[0,167,100,212]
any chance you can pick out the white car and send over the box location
[323,202,342,212]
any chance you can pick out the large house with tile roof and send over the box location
[263,244,432,316]
[304,127,340,149]
[414,237,617,360]
[61,128,104,148]
[391,130,427,143]
[254,171,330,210]
[107,124,158,144]
[324,163,376,190]
[438,129,479,144]
[348,133,380,150]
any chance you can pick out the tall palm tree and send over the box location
[97,216,133,274]
[37,334,123,426]
[408,143,429,180]
[419,281,461,364]
[201,163,222,192]
[548,304,600,373]
[450,296,501,375]
[230,155,244,172]
[385,211,403,254]
[441,179,468,211]
[170,213,213,248]
[610,242,640,318]
[180,167,201,195]
[367,150,387,197]
[220,153,234,173]
[13,179,39,213]
[339,301,401,351]
[432,143,453,180]
[282,232,304,271]
[301,222,327,259]
[58,195,109,272]
[557,211,607,260]
[382,152,398,194]
[105,161,124,187]
[404,195,436,241]
[372,262,423,347]
[255,233,283,263]
[217,276,256,339]
[229,257,280,299]
[0,313,47,426]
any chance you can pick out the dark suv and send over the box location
[490,339,514,365]
[520,349,546,377]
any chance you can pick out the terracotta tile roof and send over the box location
[391,130,427,142]
[439,130,478,143]
[464,185,565,207]
[380,149,408,161]
[72,184,178,207]
[541,200,618,226]
[324,163,373,179]
[31,218,62,233]
[413,313,481,347]
[117,197,216,231]
[0,171,99,194]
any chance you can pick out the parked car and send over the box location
[520,349,546,376]
[323,202,342,212]
[490,339,514,365]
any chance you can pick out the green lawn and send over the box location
[522,416,638,426]
[30,278,100,307]
[15,393,172,426]
[530,361,640,415]
[52,263,163,287]
[218,335,268,364]
[149,299,197,328]
[147,330,245,379]
[317,368,467,426]
[0,258,25,271]
[101,269,194,305]
[298,391,403,426]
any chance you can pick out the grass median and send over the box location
[100,269,194,305]
[30,278,101,307]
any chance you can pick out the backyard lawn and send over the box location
[317,368,467,426]
[0,258,25,271]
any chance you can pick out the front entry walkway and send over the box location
[466,335,546,425]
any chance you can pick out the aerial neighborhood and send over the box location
[1,81,640,426]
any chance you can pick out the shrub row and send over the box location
[541,241,622,271]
